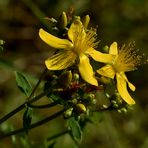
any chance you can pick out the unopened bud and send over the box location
[117,108,127,114]
[120,108,128,113]
[88,93,95,99]
[0,40,5,45]
[115,92,123,104]
[59,71,72,87]
[75,103,86,113]
[69,98,78,105]
[111,100,117,104]
[64,108,73,118]
[113,103,118,109]
[82,15,90,28]
[73,73,79,82]
[84,93,96,105]
[57,11,67,29]
[102,45,109,53]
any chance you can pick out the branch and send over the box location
[0,109,65,139]
[0,68,47,124]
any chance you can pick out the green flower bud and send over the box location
[57,11,67,29]
[75,103,86,113]
[64,108,73,118]
[84,93,96,105]
[59,71,72,87]
[73,73,79,82]
[102,45,109,53]
[115,92,123,104]
[111,100,117,104]
[68,98,78,105]
[120,108,128,113]
[88,93,95,99]
[82,15,90,28]
[117,109,122,113]
[113,103,118,109]
[117,108,127,114]
[0,40,5,45]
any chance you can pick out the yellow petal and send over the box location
[109,42,118,55]
[68,19,86,43]
[45,50,76,70]
[78,54,98,86]
[39,28,73,49]
[116,73,135,105]
[87,48,115,64]
[121,72,136,91]
[97,64,115,79]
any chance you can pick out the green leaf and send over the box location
[50,94,65,105]
[23,107,33,133]
[15,71,32,97]
[67,117,82,143]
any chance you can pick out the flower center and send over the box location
[72,28,98,55]
[113,42,141,73]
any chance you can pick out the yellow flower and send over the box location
[39,18,114,86]
[97,42,141,105]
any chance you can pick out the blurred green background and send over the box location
[0,0,148,148]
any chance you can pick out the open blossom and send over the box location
[97,42,141,105]
[39,17,114,86]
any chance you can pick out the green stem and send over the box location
[47,130,69,141]
[0,68,47,124]
[28,68,47,100]
[0,92,46,124]
[0,109,65,139]
[28,102,58,109]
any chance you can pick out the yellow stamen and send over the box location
[72,28,98,55]
[113,42,141,72]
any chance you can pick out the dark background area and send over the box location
[0,0,148,148]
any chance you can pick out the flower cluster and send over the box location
[39,11,142,112]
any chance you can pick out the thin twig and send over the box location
[28,102,58,109]
[0,91,48,124]
[0,68,47,124]
[28,68,47,100]
[0,109,65,139]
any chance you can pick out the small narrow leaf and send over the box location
[67,117,82,143]
[50,94,65,105]
[15,71,32,97]
[23,107,33,133]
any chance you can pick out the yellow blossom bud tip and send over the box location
[82,15,90,28]
[75,104,86,113]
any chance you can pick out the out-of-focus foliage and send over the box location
[0,0,148,148]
